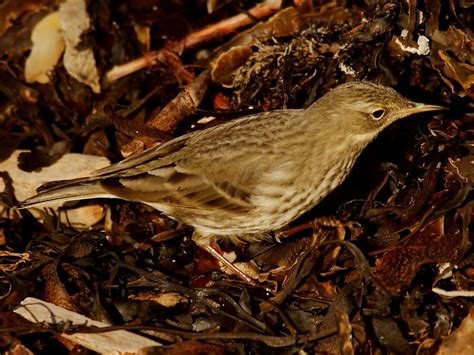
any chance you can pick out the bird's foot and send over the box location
[202,243,258,285]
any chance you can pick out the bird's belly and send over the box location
[250,159,354,229]
[147,160,353,237]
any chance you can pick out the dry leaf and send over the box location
[130,292,188,308]
[0,150,109,227]
[24,11,65,84]
[438,307,474,354]
[59,0,101,93]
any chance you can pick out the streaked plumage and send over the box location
[21,82,444,268]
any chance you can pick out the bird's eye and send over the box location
[371,109,385,120]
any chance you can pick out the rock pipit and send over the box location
[20,82,445,281]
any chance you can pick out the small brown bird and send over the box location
[21,82,444,279]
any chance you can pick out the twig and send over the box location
[106,0,283,82]
[121,69,211,156]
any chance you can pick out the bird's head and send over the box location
[312,81,445,140]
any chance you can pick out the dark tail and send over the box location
[18,177,110,209]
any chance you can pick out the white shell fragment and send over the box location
[395,35,430,56]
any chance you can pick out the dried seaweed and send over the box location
[1,0,473,353]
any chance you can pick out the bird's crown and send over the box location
[311,81,444,135]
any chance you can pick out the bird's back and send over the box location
[22,108,322,236]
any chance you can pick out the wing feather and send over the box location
[26,109,299,218]
[97,112,297,213]
[91,133,191,177]
[101,163,255,213]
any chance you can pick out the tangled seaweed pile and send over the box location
[0,0,473,353]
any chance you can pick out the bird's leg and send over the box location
[202,243,256,284]
[193,232,257,284]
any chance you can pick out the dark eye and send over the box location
[371,109,385,120]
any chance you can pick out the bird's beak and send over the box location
[398,102,447,116]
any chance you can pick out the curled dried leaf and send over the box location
[24,11,65,84]
[59,0,101,93]
[434,50,474,98]
[438,307,474,354]
[373,213,467,294]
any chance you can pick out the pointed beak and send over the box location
[398,102,447,116]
